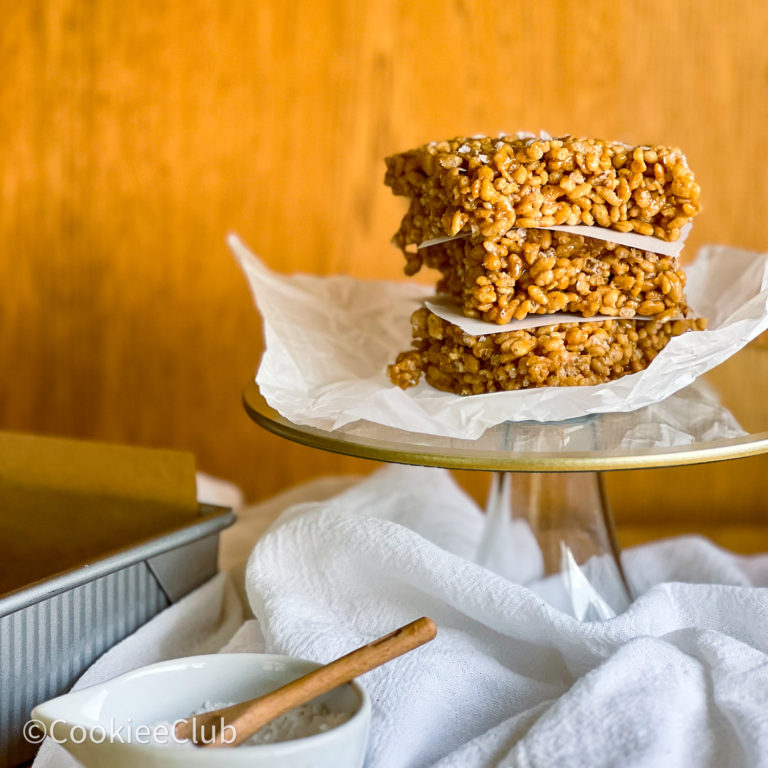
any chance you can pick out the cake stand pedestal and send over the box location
[243,343,768,621]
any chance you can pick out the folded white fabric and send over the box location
[245,465,768,768]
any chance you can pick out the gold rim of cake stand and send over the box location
[242,381,768,472]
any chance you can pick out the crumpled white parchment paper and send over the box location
[230,234,768,439]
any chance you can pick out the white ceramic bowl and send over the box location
[32,653,371,768]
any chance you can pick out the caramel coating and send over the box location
[385,135,700,248]
[388,307,706,394]
[410,228,690,323]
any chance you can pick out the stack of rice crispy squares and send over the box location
[386,135,705,395]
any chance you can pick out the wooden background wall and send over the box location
[2,0,767,543]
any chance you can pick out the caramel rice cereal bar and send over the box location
[409,228,690,324]
[385,135,700,248]
[388,307,706,395]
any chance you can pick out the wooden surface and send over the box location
[1,0,767,540]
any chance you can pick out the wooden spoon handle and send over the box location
[176,616,437,747]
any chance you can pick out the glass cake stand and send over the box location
[243,341,768,621]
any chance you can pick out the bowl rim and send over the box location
[32,652,372,756]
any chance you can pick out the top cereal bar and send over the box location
[385,135,701,246]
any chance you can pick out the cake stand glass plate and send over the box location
[243,342,768,621]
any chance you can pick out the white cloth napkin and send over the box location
[244,465,768,768]
[34,467,768,768]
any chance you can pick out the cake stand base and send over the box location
[476,472,632,620]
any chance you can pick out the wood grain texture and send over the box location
[1,0,767,532]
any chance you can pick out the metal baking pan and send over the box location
[0,502,235,767]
